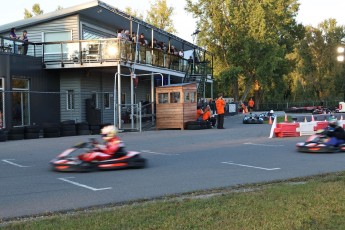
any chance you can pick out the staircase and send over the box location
[183,62,208,97]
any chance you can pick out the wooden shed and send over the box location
[156,83,197,130]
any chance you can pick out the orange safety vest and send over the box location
[248,99,254,107]
[216,98,225,114]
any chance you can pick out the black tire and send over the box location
[0,134,7,142]
[77,130,90,135]
[61,130,77,136]
[8,133,24,140]
[61,120,75,125]
[9,127,25,135]
[24,132,40,139]
[60,124,76,132]
[76,122,89,130]
[90,128,101,135]
[43,132,60,138]
[25,125,40,133]
[44,126,60,133]
[187,124,201,130]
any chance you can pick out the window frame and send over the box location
[66,90,75,110]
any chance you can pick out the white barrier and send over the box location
[297,121,317,136]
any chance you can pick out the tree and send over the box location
[124,6,144,20]
[146,0,177,34]
[185,0,303,106]
[24,3,43,19]
[56,6,63,11]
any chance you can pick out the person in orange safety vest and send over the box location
[216,93,226,129]
[248,98,255,112]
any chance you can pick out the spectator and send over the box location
[9,27,20,39]
[117,29,124,39]
[248,98,255,112]
[124,30,131,41]
[203,105,216,127]
[178,49,184,58]
[196,106,203,121]
[216,93,225,129]
[22,30,29,55]
[138,33,146,46]
[209,99,216,114]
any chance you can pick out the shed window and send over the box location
[43,31,72,53]
[158,93,169,104]
[170,92,180,103]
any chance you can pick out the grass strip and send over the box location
[3,172,345,229]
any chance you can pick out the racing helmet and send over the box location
[328,116,338,127]
[101,125,118,140]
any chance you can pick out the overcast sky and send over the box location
[0,0,344,43]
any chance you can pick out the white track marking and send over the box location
[221,161,281,171]
[58,177,112,191]
[141,150,179,156]
[2,159,30,167]
[243,142,284,147]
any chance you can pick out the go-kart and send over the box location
[259,111,276,121]
[296,130,345,153]
[243,113,264,124]
[312,107,332,114]
[50,140,147,172]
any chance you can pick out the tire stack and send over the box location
[76,122,90,135]
[24,125,40,139]
[185,121,212,130]
[89,123,101,135]
[43,123,60,138]
[0,129,7,142]
[8,127,25,140]
[60,120,77,137]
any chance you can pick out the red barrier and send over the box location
[313,121,328,131]
[274,123,300,138]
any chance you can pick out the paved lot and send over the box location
[1,113,345,220]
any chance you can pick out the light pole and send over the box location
[337,46,345,101]
[191,29,200,74]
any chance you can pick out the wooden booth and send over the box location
[156,83,197,130]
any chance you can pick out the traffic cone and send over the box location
[341,115,344,120]
[242,109,245,114]
[284,114,288,122]
[269,116,272,125]
[304,117,307,122]
[311,115,315,122]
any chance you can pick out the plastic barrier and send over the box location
[313,121,328,131]
[274,123,300,138]
[298,121,317,136]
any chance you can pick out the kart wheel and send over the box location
[25,125,40,133]
[9,127,24,135]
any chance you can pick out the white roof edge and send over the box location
[0,0,99,33]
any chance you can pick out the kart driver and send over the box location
[78,125,126,162]
[320,116,345,146]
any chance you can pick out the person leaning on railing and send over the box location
[21,30,29,55]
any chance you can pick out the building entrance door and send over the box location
[12,79,30,126]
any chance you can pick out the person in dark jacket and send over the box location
[321,116,345,146]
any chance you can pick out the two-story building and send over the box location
[0,0,213,132]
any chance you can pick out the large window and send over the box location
[43,31,72,53]
[12,78,30,126]
[67,90,75,110]
[82,25,114,40]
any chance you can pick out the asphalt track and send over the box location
[2,113,345,220]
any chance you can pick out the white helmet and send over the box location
[101,125,118,140]
[269,110,274,114]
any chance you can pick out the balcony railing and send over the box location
[0,36,213,74]
[0,36,40,57]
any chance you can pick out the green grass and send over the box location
[4,173,345,229]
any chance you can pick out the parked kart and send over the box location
[243,113,264,124]
[50,140,147,172]
[312,107,332,114]
[296,130,345,153]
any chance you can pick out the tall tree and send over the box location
[24,3,43,19]
[186,0,303,105]
[146,0,177,34]
[124,6,144,20]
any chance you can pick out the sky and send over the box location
[0,0,344,43]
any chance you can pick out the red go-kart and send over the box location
[296,132,345,153]
[50,141,147,172]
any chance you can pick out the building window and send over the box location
[67,90,75,110]
[104,92,110,109]
[43,31,72,54]
[12,78,30,126]
[121,93,126,104]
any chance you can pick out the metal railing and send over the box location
[0,36,40,57]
